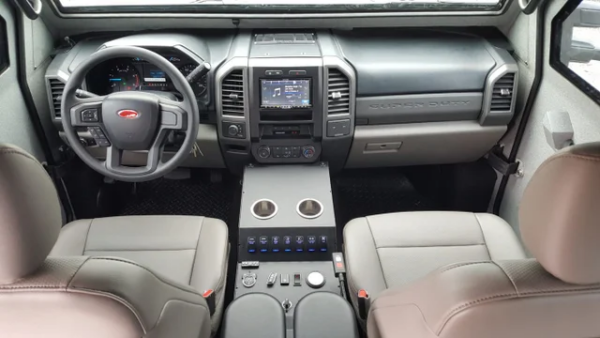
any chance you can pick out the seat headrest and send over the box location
[520,143,600,285]
[0,144,62,284]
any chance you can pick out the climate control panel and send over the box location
[252,142,321,164]
[239,227,335,262]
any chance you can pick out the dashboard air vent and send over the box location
[221,70,245,117]
[490,73,515,112]
[327,68,350,115]
[48,78,66,118]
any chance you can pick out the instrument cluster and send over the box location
[86,50,209,101]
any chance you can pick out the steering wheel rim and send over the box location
[61,46,200,182]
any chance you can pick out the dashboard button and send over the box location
[258,236,269,253]
[81,109,99,123]
[302,146,316,159]
[295,236,305,252]
[307,235,317,252]
[271,236,282,253]
[247,236,257,253]
[265,70,283,76]
[289,70,307,75]
[257,146,271,159]
[283,236,293,252]
[227,124,240,136]
[242,273,257,288]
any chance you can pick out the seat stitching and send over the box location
[365,217,388,289]
[473,214,492,260]
[89,257,202,297]
[189,217,205,285]
[83,219,94,255]
[85,248,197,253]
[437,293,518,334]
[375,243,486,249]
[66,256,93,290]
[492,261,520,296]
[439,261,491,272]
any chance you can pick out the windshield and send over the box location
[56,0,504,14]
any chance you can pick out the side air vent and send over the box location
[48,78,66,118]
[221,70,245,117]
[490,73,516,112]
[327,68,350,115]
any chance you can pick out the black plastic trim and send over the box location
[493,0,548,215]
[549,0,600,106]
[50,0,508,16]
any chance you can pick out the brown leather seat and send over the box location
[0,144,226,338]
[366,143,600,338]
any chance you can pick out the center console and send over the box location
[221,164,358,338]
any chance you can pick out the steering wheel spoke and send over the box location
[159,98,188,131]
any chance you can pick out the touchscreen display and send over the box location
[261,79,311,109]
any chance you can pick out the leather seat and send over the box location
[51,215,229,334]
[359,143,600,337]
[0,144,228,337]
[344,211,526,315]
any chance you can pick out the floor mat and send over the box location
[332,168,437,233]
[118,176,233,224]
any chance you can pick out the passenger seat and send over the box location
[344,211,525,314]
[344,142,600,338]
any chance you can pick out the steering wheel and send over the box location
[61,46,200,182]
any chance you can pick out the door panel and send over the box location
[0,0,43,159]
[500,0,600,237]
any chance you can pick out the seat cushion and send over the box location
[50,215,229,334]
[343,211,526,315]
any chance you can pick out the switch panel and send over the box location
[239,228,336,262]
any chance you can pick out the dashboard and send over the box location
[46,30,518,173]
[85,49,209,102]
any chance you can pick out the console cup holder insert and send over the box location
[251,199,278,220]
[297,198,324,219]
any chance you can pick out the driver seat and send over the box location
[0,144,228,338]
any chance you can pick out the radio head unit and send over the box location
[260,78,311,109]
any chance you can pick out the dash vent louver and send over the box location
[48,78,66,118]
[327,68,350,115]
[221,70,245,117]
[490,73,516,112]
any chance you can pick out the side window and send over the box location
[552,0,600,102]
[0,16,7,75]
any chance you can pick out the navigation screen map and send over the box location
[261,79,311,109]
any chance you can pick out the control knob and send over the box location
[302,146,316,159]
[227,124,240,137]
[306,271,325,289]
[257,145,271,159]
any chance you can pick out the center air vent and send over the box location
[490,73,516,112]
[327,69,350,115]
[48,78,66,118]
[221,70,245,117]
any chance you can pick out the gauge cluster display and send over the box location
[86,50,209,101]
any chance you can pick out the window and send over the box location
[552,0,600,103]
[54,0,505,15]
[0,16,7,75]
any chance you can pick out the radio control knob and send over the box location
[228,124,240,136]
[258,146,271,159]
[302,146,316,159]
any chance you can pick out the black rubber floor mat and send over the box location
[333,168,437,231]
[118,177,233,224]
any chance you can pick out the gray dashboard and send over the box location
[45,29,518,171]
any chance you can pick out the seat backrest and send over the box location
[367,143,600,338]
[0,144,211,338]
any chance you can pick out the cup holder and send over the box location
[297,198,324,219]
[251,199,278,220]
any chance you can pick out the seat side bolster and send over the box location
[475,213,527,260]
[69,257,210,336]
[50,219,93,256]
[343,218,388,304]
